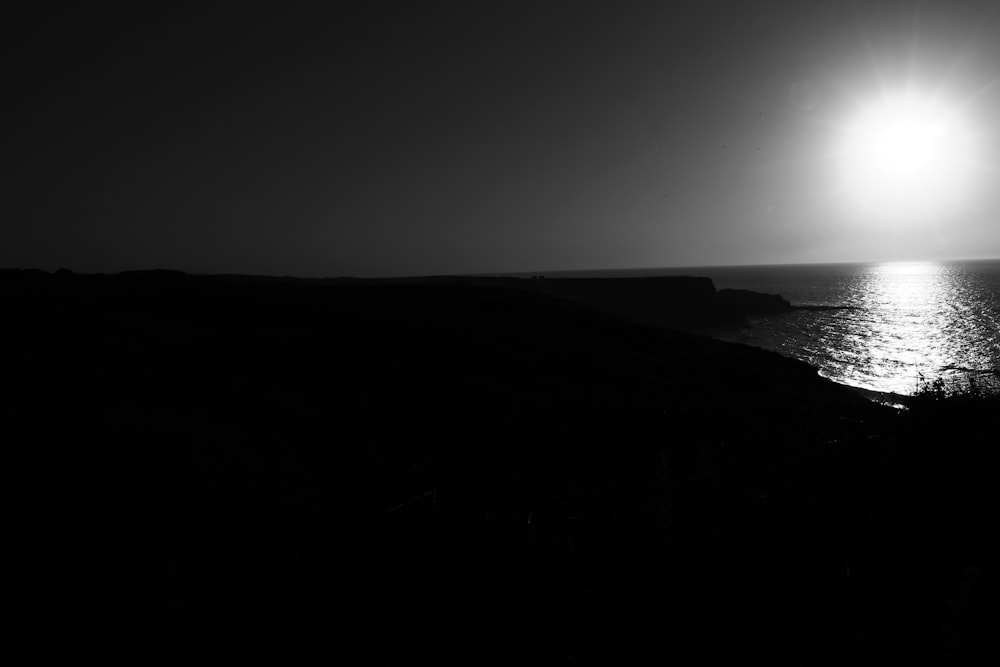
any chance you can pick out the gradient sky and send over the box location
[6,1,1000,277]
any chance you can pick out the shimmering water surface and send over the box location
[704,260,1000,396]
[542,260,1000,396]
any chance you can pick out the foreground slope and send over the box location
[6,270,996,665]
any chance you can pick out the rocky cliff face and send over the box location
[326,274,795,332]
[506,279,801,330]
[512,276,742,331]
[716,288,794,316]
[420,275,744,332]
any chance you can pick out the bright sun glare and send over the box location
[835,91,981,225]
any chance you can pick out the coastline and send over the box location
[5,267,1000,664]
[834,381,910,409]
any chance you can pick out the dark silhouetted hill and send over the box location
[2,269,997,666]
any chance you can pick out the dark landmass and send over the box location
[716,287,794,317]
[794,304,861,311]
[325,273,751,331]
[504,276,746,330]
[2,269,998,665]
[714,288,859,315]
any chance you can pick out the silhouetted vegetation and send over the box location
[2,269,998,665]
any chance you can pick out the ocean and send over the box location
[521,260,1000,398]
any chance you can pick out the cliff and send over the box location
[506,275,743,330]
[717,287,794,316]
[325,273,753,331]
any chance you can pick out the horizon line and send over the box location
[4,255,1000,281]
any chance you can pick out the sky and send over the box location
[6,1,1000,277]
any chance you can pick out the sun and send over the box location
[848,98,956,183]
[834,91,980,225]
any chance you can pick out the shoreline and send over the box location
[838,382,910,409]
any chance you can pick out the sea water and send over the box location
[529,260,1000,397]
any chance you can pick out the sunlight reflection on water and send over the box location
[713,260,1000,396]
[536,260,1000,396]
[840,262,1000,394]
